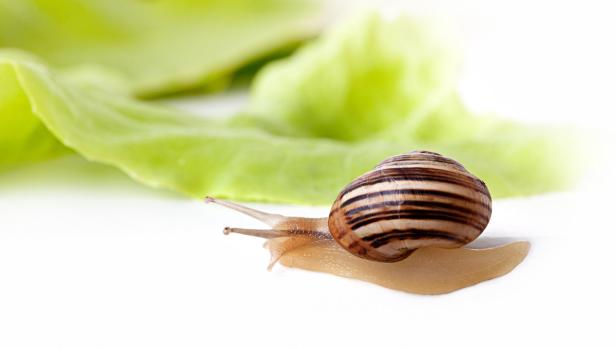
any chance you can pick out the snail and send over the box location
[207,150,492,263]
[206,150,529,294]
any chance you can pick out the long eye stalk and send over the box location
[206,196,331,240]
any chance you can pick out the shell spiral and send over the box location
[328,151,492,262]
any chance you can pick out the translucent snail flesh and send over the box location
[207,151,529,294]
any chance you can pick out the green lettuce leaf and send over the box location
[0,0,321,97]
[247,13,458,142]
[243,13,582,197]
[0,50,403,203]
[0,13,581,204]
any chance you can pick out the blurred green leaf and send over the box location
[247,13,458,142]
[0,13,582,204]
[243,13,582,198]
[0,0,321,97]
[0,51,405,203]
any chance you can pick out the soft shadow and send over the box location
[0,155,185,200]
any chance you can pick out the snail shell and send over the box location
[328,151,492,262]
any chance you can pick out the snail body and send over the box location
[207,151,492,264]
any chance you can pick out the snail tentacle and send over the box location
[208,197,331,241]
[223,227,332,240]
[205,196,285,227]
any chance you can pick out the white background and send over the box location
[1,1,615,346]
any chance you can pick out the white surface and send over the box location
[2,1,616,346]
[0,161,614,346]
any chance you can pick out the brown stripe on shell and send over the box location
[343,199,491,224]
[362,228,468,248]
[340,167,490,197]
[338,188,492,211]
[345,209,488,234]
[376,152,466,170]
[362,166,485,186]
[335,181,491,214]
[348,210,487,233]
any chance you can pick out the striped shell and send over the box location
[328,151,492,262]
